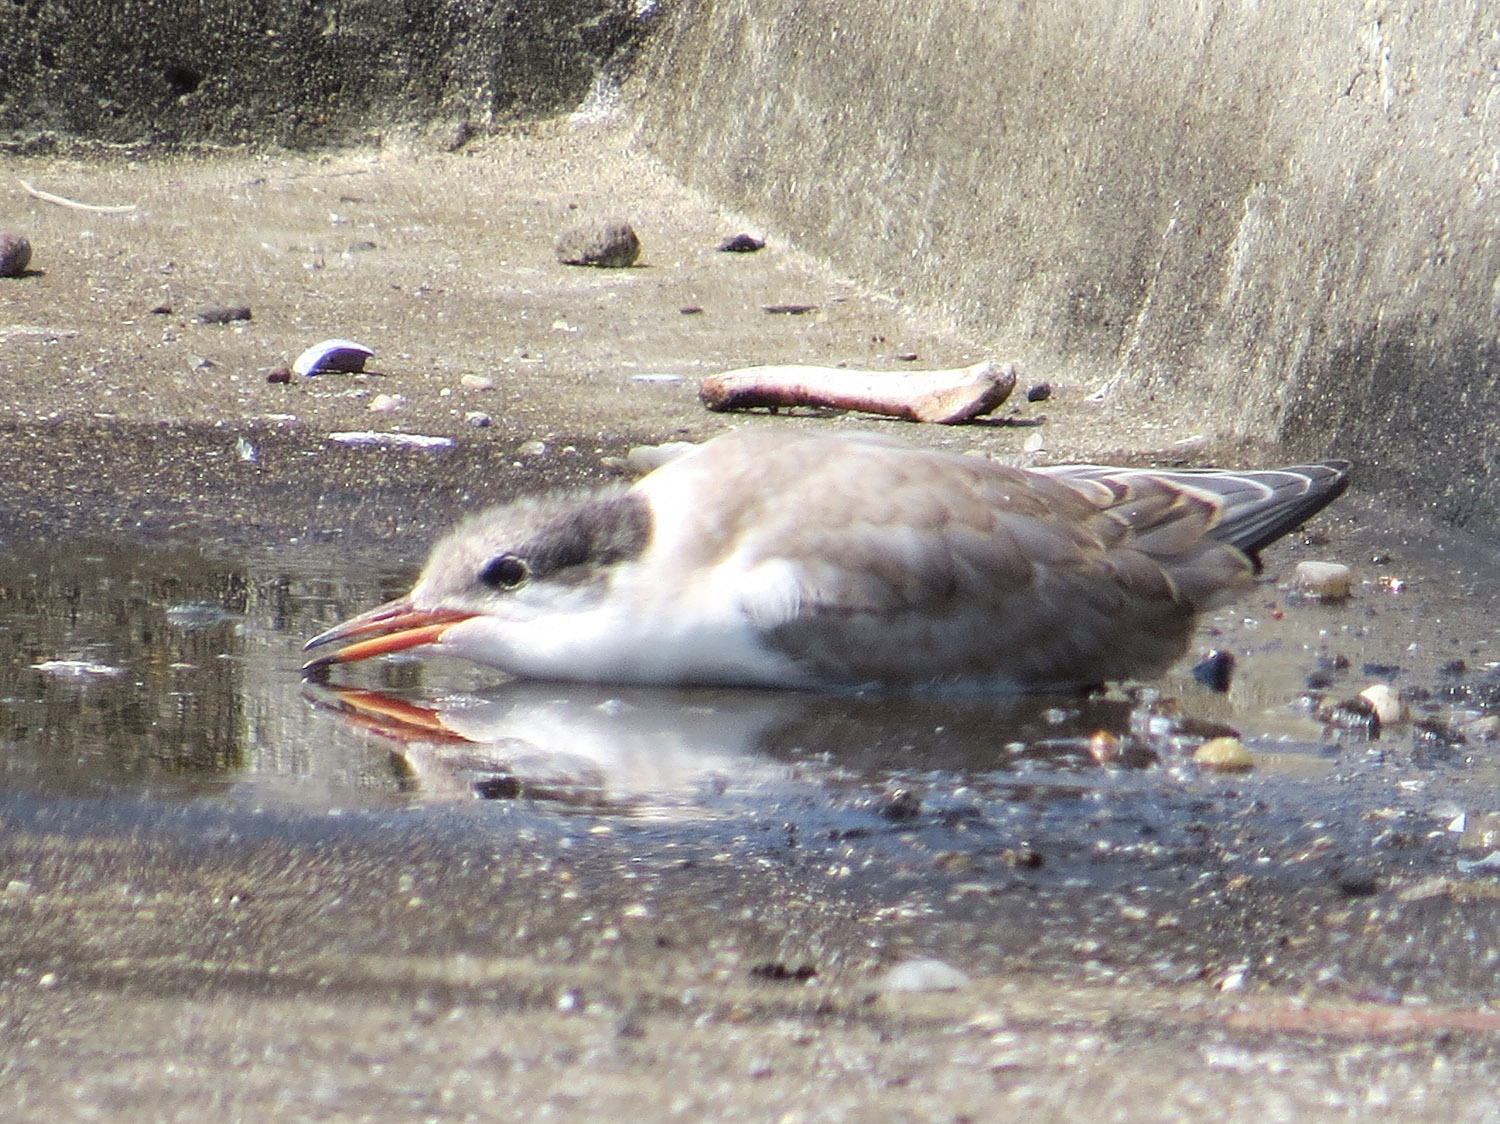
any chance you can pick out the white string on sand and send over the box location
[18,179,138,213]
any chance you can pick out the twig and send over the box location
[699,361,1017,425]
[19,179,138,214]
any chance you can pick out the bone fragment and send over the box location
[698,361,1016,424]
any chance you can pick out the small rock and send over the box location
[460,374,495,391]
[717,233,765,253]
[516,439,547,457]
[1025,382,1052,403]
[679,305,704,315]
[368,393,404,413]
[1191,649,1237,692]
[1358,683,1406,725]
[555,219,641,268]
[150,304,173,315]
[266,364,293,384]
[877,787,923,821]
[879,958,970,993]
[1332,867,1380,897]
[763,303,818,315]
[1193,736,1254,772]
[1320,696,1381,737]
[0,231,32,277]
[194,303,252,325]
[465,411,492,428]
[1293,560,1353,599]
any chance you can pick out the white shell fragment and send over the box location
[878,958,971,993]
[1292,560,1353,600]
[292,338,374,377]
[32,659,124,677]
[327,432,455,450]
[1359,683,1407,725]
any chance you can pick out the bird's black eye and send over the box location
[479,554,529,589]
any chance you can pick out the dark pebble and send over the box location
[195,304,252,324]
[0,231,32,278]
[748,962,818,982]
[1191,649,1236,692]
[150,304,173,315]
[555,219,641,268]
[717,233,765,253]
[266,364,292,384]
[999,845,1044,869]
[1332,868,1380,897]
[878,788,923,821]
[679,305,704,315]
[763,303,818,315]
[895,352,919,362]
[1321,696,1381,738]
[1025,382,1052,402]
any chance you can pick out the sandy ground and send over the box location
[5,121,1500,1121]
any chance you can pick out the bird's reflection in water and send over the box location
[304,681,1205,815]
[304,682,812,814]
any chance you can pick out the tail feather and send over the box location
[1040,461,1352,561]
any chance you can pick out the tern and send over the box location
[303,429,1349,691]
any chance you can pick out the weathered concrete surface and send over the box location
[0,0,648,148]
[633,0,1500,527]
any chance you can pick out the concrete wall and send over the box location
[7,0,1500,525]
[633,1,1500,527]
[0,0,648,147]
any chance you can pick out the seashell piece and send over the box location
[292,338,374,377]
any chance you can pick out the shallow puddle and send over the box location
[4,500,1498,833]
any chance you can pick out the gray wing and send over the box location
[1036,461,1350,561]
[661,432,1262,688]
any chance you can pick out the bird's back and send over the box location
[633,430,1349,690]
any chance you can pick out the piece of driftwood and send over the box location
[698,361,1016,424]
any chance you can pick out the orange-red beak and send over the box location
[301,599,476,675]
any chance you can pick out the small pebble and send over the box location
[266,364,293,384]
[517,439,547,457]
[194,303,252,325]
[1320,696,1381,737]
[460,374,495,391]
[0,231,32,277]
[877,787,923,821]
[763,303,818,315]
[679,305,704,315]
[1332,868,1380,897]
[716,233,764,252]
[1025,382,1052,403]
[1193,736,1254,772]
[1191,649,1236,692]
[555,219,641,268]
[465,411,491,428]
[1358,683,1406,725]
[1293,560,1353,599]
[368,393,404,413]
[880,959,970,994]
